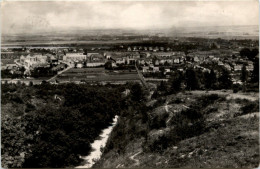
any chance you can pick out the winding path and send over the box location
[129,151,142,166]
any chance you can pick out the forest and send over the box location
[1,82,136,168]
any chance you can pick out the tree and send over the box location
[20,67,26,74]
[251,48,259,61]
[83,60,87,68]
[152,57,158,65]
[105,61,113,70]
[241,65,248,82]
[240,48,251,59]
[83,49,88,55]
[151,89,159,99]
[164,61,170,66]
[218,68,232,89]
[185,68,199,90]
[29,81,34,87]
[251,56,259,83]
[204,69,217,89]
[17,81,22,85]
[241,64,248,92]
[240,48,259,61]
[130,83,145,102]
[159,67,165,77]
[169,71,183,93]
[157,81,167,92]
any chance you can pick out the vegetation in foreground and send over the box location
[94,90,259,168]
[1,82,143,168]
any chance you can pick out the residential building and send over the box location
[63,52,86,61]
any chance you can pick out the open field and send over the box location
[56,68,141,82]
[1,59,15,65]
[1,68,142,84]
[1,40,142,47]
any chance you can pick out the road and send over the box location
[135,65,148,89]
[145,78,169,82]
[47,65,72,82]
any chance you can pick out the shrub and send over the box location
[151,90,159,99]
[234,100,259,117]
[147,135,170,153]
[169,98,182,104]
[232,84,241,93]
[204,106,218,114]
[233,88,239,93]
[241,101,259,115]
[196,94,224,108]
[234,98,249,104]
[246,83,259,92]
[25,103,36,112]
[29,81,34,87]
[170,108,206,140]
[149,112,169,130]
[152,97,166,108]
[11,94,24,104]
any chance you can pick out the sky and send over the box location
[1,0,259,35]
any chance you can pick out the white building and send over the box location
[63,53,86,61]
[20,54,48,70]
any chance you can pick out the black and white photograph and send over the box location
[1,0,259,168]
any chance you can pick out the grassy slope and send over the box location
[94,90,259,168]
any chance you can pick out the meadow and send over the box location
[57,68,141,82]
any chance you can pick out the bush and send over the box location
[204,106,218,114]
[233,88,239,93]
[170,108,205,140]
[169,98,182,104]
[149,112,169,130]
[11,94,24,104]
[241,101,259,115]
[234,100,259,117]
[196,94,224,108]
[25,102,36,112]
[29,81,34,86]
[146,135,170,153]
[152,97,166,108]
[145,108,206,153]
[232,84,242,93]
[151,90,159,99]
[246,83,259,92]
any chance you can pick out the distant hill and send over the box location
[2,25,258,45]
[168,25,259,39]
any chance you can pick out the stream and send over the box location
[76,115,119,168]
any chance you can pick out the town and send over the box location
[1,37,259,91]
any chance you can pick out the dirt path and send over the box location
[47,66,72,82]
[191,90,258,101]
[135,64,148,89]
[165,103,174,125]
[226,93,258,101]
[129,151,142,166]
